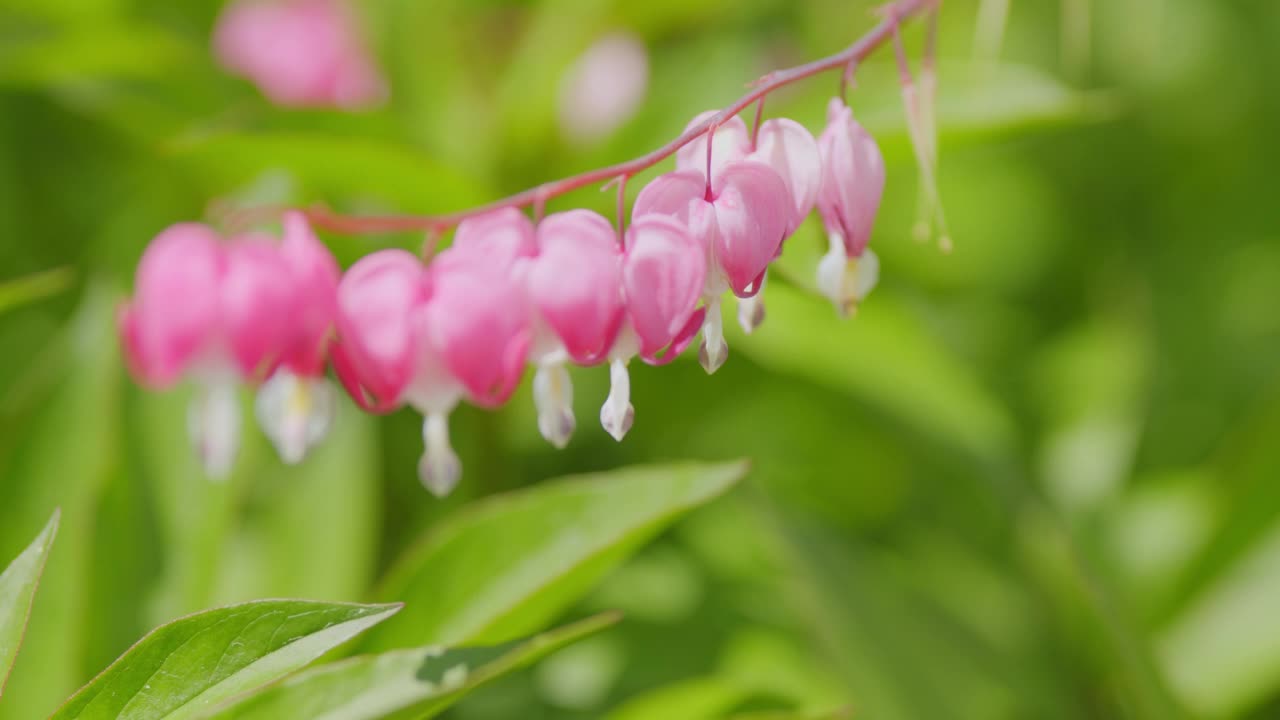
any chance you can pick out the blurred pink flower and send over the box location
[214,0,387,109]
[332,212,536,495]
[559,32,649,144]
[120,213,340,475]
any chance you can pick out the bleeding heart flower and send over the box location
[524,209,625,448]
[214,0,387,110]
[816,97,886,315]
[676,111,821,233]
[121,218,340,477]
[599,214,706,442]
[332,232,532,496]
[633,161,788,373]
[674,111,822,337]
[423,249,531,410]
[332,249,465,495]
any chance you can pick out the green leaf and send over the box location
[203,611,621,720]
[0,284,122,719]
[604,677,747,720]
[726,282,1014,465]
[0,267,74,316]
[1157,519,1280,717]
[214,401,381,604]
[0,509,59,697]
[363,460,748,650]
[0,22,191,87]
[50,600,401,720]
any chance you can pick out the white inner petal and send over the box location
[737,273,767,334]
[698,296,727,374]
[419,412,462,497]
[533,362,576,449]
[188,376,241,480]
[600,358,635,442]
[255,369,336,465]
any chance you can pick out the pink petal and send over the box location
[279,211,340,376]
[710,161,790,297]
[334,249,430,409]
[222,236,296,380]
[750,118,822,232]
[639,306,705,367]
[632,169,705,226]
[425,262,530,407]
[528,210,625,365]
[675,111,750,190]
[446,207,538,272]
[123,223,224,387]
[818,98,885,257]
[622,215,706,361]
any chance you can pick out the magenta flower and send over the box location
[815,97,885,315]
[332,215,534,495]
[634,115,792,373]
[214,0,387,110]
[675,112,822,233]
[120,215,338,476]
[254,212,342,465]
[524,210,625,447]
[599,215,706,441]
[672,112,822,338]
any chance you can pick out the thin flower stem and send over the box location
[750,96,765,149]
[615,174,628,244]
[704,121,718,197]
[299,0,935,236]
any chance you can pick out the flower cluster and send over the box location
[120,99,886,494]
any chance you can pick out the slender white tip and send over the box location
[255,370,336,465]
[600,358,635,442]
[188,378,242,480]
[698,298,727,375]
[419,413,462,497]
[533,364,576,449]
[737,284,766,336]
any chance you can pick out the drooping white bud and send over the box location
[533,362,576,449]
[419,412,461,497]
[188,377,241,480]
[736,273,767,334]
[255,369,336,465]
[698,297,727,374]
[600,358,635,442]
[816,233,879,317]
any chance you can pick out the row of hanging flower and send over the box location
[119,98,886,495]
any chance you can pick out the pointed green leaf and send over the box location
[604,677,748,720]
[0,267,74,317]
[0,509,59,697]
[204,612,621,720]
[50,600,401,720]
[363,460,747,650]
[0,284,122,718]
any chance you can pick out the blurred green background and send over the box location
[2,0,1279,717]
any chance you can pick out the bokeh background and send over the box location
[1,0,1278,717]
